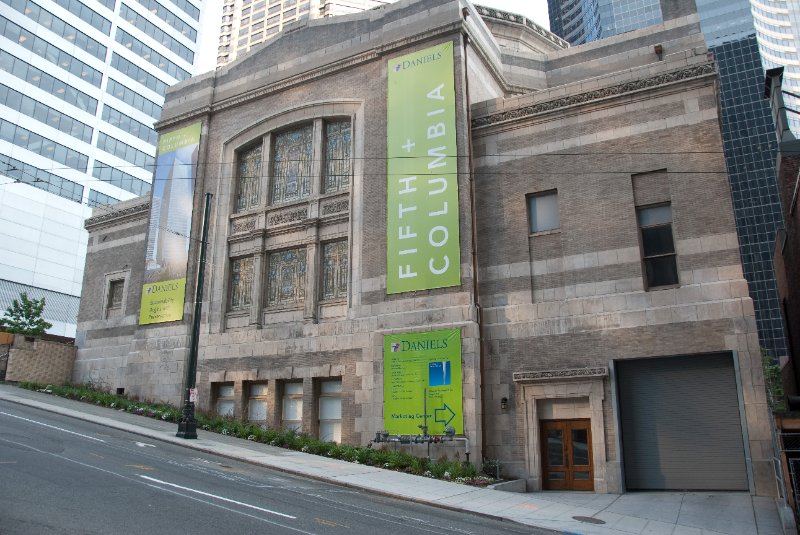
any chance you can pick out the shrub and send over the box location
[17,382,493,486]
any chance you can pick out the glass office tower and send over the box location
[0,0,208,335]
[217,0,396,67]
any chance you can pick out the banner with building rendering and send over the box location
[139,122,201,325]
[386,41,461,294]
[383,328,463,435]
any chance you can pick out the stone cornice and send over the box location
[472,62,716,130]
[513,366,608,383]
[85,200,150,231]
[474,5,569,49]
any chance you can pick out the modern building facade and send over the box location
[0,0,208,336]
[216,0,396,66]
[547,0,791,369]
[76,0,777,496]
[752,0,800,136]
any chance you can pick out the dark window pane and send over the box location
[572,429,589,466]
[645,255,679,287]
[641,225,675,256]
[547,429,564,466]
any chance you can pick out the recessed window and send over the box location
[324,120,352,193]
[248,383,269,425]
[272,125,313,204]
[235,144,262,212]
[638,204,679,289]
[318,379,342,442]
[267,248,307,306]
[106,279,125,318]
[216,383,235,417]
[282,382,303,432]
[528,190,560,233]
[230,257,254,310]
[322,240,348,300]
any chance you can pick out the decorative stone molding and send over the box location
[473,63,716,129]
[513,366,608,383]
[85,200,150,230]
[267,206,308,227]
[321,198,349,216]
[475,5,569,49]
[231,217,257,233]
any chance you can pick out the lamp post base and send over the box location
[176,419,197,439]
[176,399,198,439]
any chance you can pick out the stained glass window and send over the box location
[230,256,254,310]
[267,248,307,306]
[322,240,348,300]
[324,121,351,193]
[236,145,262,212]
[272,125,313,204]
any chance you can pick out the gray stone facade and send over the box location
[74,0,774,495]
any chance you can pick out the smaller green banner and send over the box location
[139,278,186,324]
[383,328,463,435]
[158,122,202,154]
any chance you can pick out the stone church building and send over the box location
[75,0,775,495]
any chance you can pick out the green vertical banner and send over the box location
[383,328,463,435]
[139,122,201,325]
[386,41,461,294]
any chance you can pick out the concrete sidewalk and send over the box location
[0,383,792,535]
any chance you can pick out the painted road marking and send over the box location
[316,517,350,528]
[0,412,106,443]
[138,475,297,519]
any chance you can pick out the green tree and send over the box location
[0,292,52,336]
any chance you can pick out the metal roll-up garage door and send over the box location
[616,353,748,491]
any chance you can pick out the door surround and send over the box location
[515,367,608,492]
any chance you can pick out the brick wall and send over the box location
[6,335,76,385]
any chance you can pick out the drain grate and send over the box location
[572,516,606,524]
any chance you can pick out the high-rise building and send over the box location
[750,0,800,136]
[216,0,395,67]
[0,0,208,336]
[546,0,790,360]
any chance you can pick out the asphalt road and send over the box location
[0,401,550,535]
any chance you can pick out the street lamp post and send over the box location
[177,192,212,439]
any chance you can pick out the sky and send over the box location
[196,1,550,72]
[479,0,549,26]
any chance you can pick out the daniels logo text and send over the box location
[393,51,442,72]
[396,338,448,351]
[146,282,181,294]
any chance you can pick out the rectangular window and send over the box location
[322,240,348,300]
[318,379,342,443]
[267,248,306,306]
[248,383,269,425]
[216,383,235,417]
[271,124,313,204]
[282,382,303,432]
[105,278,125,318]
[230,257,254,310]
[528,190,559,233]
[638,204,679,289]
[324,120,351,193]
[235,145,262,211]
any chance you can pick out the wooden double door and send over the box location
[540,419,593,491]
